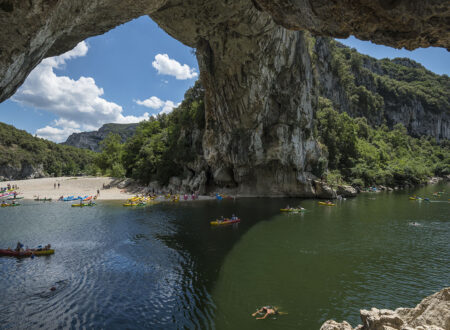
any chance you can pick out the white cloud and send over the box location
[36,126,80,143]
[160,100,179,115]
[135,96,180,116]
[152,54,198,80]
[12,41,149,142]
[135,96,164,109]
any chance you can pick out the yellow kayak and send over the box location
[210,218,241,226]
[280,208,305,212]
[123,203,146,207]
[318,202,336,206]
[33,249,55,256]
[71,203,95,207]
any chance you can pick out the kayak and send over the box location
[7,196,24,200]
[1,203,20,207]
[35,198,52,202]
[318,202,336,206]
[210,218,241,226]
[0,249,55,258]
[71,203,96,207]
[123,203,146,207]
[280,208,305,212]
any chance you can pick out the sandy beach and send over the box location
[1,176,216,201]
[1,177,135,200]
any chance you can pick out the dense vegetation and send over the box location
[91,81,205,184]
[0,122,94,177]
[328,40,450,124]
[315,97,450,187]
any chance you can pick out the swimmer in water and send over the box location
[252,306,278,319]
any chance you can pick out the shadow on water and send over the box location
[153,198,283,288]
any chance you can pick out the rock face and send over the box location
[0,162,45,181]
[63,123,138,152]
[253,0,450,51]
[313,39,450,140]
[320,287,450,330]
[193,12,323,196]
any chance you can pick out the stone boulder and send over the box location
[314,180,336,199]
[320,287,450,330]
[116,178,134,189]
[337,185,357,197]
[320,320,353,330]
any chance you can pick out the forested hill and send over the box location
[314,37,449,141]
[0,122,94,180]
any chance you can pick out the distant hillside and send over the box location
[0,122,94,180]
[63,123,138,152]
[314,38,450,141]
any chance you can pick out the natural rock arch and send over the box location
[0,0,448,195]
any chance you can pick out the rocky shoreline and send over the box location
[320,287,450,330]
[121,175,448,200]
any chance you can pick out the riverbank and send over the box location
[2,175,447,201]
[0,177,212,201]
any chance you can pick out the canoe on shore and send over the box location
[0,249,54,258]
[35,198,52,202]
[210,218,241,226]
[7,196,24,200]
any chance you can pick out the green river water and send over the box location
[0,183,448,329]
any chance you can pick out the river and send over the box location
[0,183,448,329]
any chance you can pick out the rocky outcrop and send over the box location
[63,123,138,152]
[0,162,46,181]
[253,0,450,51]
[337,185,358,197]
[320,287,450,330]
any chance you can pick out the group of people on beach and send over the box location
[1,183,18,192]
[53,182,61,189]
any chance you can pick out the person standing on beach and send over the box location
[58,182,60,189]
[54,183,56,189]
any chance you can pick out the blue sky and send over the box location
[0,15,448,142]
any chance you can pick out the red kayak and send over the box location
[0,249,55,258]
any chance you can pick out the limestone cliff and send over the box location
[63,123,138,152]
[313,38,450,141]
